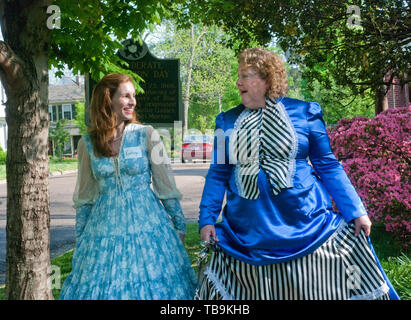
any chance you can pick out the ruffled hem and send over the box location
[202,268,233,300]
[200,267,390,301]
[349,283,390,300]
[197,223,392,300]
[61,273,196,300]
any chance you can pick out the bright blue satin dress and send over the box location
[199,97,399,298]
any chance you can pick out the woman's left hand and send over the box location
[353,215,372,237]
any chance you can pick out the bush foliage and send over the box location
[328,106,411,248]
[0,147,6,165]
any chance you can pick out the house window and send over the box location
[62,104,72,120]
[64,140,72,155]
[48,105,57,122]
[72,104,77,119]
[58,105,62,120]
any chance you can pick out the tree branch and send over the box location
[0,41,28,93]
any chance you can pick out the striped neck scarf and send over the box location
[232,97,297,199]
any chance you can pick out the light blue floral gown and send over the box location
[59,124,197,300]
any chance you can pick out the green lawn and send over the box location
[369,224,411,300]
[0,223,409,300]
[0,158,78,180]
[0,165,5,181]
[48,159,78,173]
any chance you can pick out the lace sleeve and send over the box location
[73,137,99,208]
[146,126,185,234]
[146,125,182,200]
[72,137,99,238]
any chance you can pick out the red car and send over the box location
[181,134,213,163]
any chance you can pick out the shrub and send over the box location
[328,106,411,248]
[0,147,6,165]
[49,119,70,159]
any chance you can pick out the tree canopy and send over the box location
[177,0,410,113]
[51,0,182,86]
[150,22,239,131]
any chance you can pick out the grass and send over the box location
[0,158,78,180]
[0,223,409,300]
[0,165,5,181]
[48,159,78,174]
[369,224,411,300]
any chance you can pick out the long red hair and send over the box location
[88,73,139,157]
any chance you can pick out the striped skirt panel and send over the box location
[196,222,390,300]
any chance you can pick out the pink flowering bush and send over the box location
[328,106,411,248]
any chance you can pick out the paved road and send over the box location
[0,162,210,285]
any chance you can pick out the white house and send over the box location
[48,75,85,157]
[0,75,85,156]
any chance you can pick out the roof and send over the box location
[48,84,85,104]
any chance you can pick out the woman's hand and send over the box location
[353,215,372,237]
[200,225,219,242]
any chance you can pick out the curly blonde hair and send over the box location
[238,48,288,100]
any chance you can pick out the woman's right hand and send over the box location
[200,225,219,242]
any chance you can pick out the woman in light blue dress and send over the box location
[59,73,197,300]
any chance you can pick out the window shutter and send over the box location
[58,105,63,121]
[52,105,57,122]
[72,104,77,119]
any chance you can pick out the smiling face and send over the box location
[236,65,269,110]
[111,81,136,125]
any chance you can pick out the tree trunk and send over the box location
[374,86,389,115]
[0,0,53,299]
[182,23,207,137]
[182,24,195,136]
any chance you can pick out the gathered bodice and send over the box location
[83,125,152,195]
[73,123,182,210]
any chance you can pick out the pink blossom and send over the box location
[329,106,411,248]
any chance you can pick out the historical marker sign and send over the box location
[85,39,182,127]
[118,39,182,125]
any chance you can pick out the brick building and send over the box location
[384,73,410,109]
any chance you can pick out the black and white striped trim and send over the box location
[197,222,390,300]
[231,97,298,200]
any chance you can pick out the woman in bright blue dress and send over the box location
[197,48,399,300]
[59,73,197,300]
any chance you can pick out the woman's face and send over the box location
[111,81,136,124]
[236,65,269,109]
